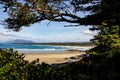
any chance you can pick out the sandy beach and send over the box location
[24,50,86,64]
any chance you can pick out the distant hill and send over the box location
[7,39,34,43]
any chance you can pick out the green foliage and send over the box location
[0,48,29,80]
[91,26,120,48]
[1,0,120,30]
[0,49,74,80]
[0,0,120,80]
[0,48,120,80]
[84,48,120,80]
[89,25,120,55]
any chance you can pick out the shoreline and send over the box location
[23,50,86,64]
[15,42,95,47]
[16,45,94,53]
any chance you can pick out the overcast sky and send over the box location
[0,6,97,43]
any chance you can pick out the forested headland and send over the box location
[18,42,94,46]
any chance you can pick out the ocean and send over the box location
[0,43,92,53]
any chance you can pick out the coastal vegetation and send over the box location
[0,0,120,80]
[8,39,94,46]
[15,42,94,46]
[0,48,120,80]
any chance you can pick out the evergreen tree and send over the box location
[91,26,120,48]
[0,0,120,30]
[0,1,120,80]
[89,25,120,54]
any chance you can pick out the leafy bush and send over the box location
[0,48,120,80]
[0,49,71,80]
[0,48,29,80]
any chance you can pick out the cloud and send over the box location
[41,31,93,42]
[84,30,92,34]
[0,31,34,41]
[83,30,97,36]
[0,26,97,43]
[0,32,19,37]
[0,31,46,42]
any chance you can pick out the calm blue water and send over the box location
[0,43,92,52]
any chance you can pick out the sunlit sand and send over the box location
[24,50,86,64]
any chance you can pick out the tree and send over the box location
[0,1,120,80]
[89,25,120,54]
[0,0,120,49]
[0,0,119,30]
[0,0,120,51]
[94,26,120,48]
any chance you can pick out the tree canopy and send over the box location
[0,1,120,80]
[0,0,120,31]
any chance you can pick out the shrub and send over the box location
[0,48,120,80]
[0,48,29,80]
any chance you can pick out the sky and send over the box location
[0,6,97,43]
